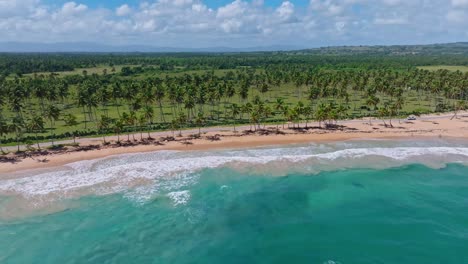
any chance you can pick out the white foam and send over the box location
[1,146,467,198]
[167,190,191,206]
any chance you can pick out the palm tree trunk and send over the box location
[82,106,88,129]
[50,121,55,146]
[36,132,40,150]
[159,101,165,122]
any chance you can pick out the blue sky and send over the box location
[1,0,467,48]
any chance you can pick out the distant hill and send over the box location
[0,42,302,53]
[295,42,468,56]
[0,41,467,55]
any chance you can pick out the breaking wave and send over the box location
[1,139,468,210]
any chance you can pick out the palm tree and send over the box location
[378,107,388,127]
[0,117,9,153]
[275,98,285,114]
[154,83,166,122]
[303,106,313,129]
[229,103,240,132]
[315,103,327,128]
[27,115,45,150]
[45,105,61,146]
[10,116,24,152]
[394,95,405,124]
[451,100,466,120]
[195,111,205,135]
[113,119,124,143]
[143,105,154,138]
[126,111,137,141]
[138,115,146,141]
[366,94,380,125]
[250,111,260,131]
[282,105,290,129]
[98,115,112,144]
[64,113,79,144]
[170,119,178,137]
[177,112,187,136]
[242,103,253,128]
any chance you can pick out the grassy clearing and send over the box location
[20,65,134,77]
[417,65,468,73]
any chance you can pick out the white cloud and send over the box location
[116,4,132,16]
[0,0,462,48]
[61,2,88,16]
[217,0,248,19]
[276,1,295,22]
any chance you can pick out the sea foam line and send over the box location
[0,147,467,197]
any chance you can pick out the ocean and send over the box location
[1,139,468,263]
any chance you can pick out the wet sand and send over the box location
[1,113,467,176]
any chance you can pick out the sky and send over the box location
[0,0,467,48]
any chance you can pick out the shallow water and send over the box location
[1,139,468,263]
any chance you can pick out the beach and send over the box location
[1,112,467,176]
[1,116,468,263]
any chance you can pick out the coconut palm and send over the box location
[177,112,187,136]
[315,103,327,128]
[45,105,61,146]
[143,106,154,138]
[10,116,24,152]
[366,94,380,125]
[27,115,45,150]
[64,113,79,144]
[0,117,9,153]
[195,111,205,135]
[229,103,240,132]
[303,106,313,129]
[98,115,112,144]
[113,119,124,143]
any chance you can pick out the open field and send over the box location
[418,65,468,73]
[21,65,131,77]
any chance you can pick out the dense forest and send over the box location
[0,45,467,151]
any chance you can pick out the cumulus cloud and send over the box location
[276,1,296,22]
[0,0,463,47]
[116,4,132,16]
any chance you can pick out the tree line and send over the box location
[0,56,467,152]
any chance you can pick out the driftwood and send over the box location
[206,135,221,141]
[0,156,19,164]
[160,136,176,142]
[75,145,101,152]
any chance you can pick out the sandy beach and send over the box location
[1,112,467,176]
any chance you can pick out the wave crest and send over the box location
[1,146,467,199]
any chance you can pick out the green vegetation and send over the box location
[417,65,468,73]
[0,47,467,151]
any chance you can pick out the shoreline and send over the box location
[1,113,467,176]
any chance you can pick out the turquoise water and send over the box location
[1,140,468,263]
